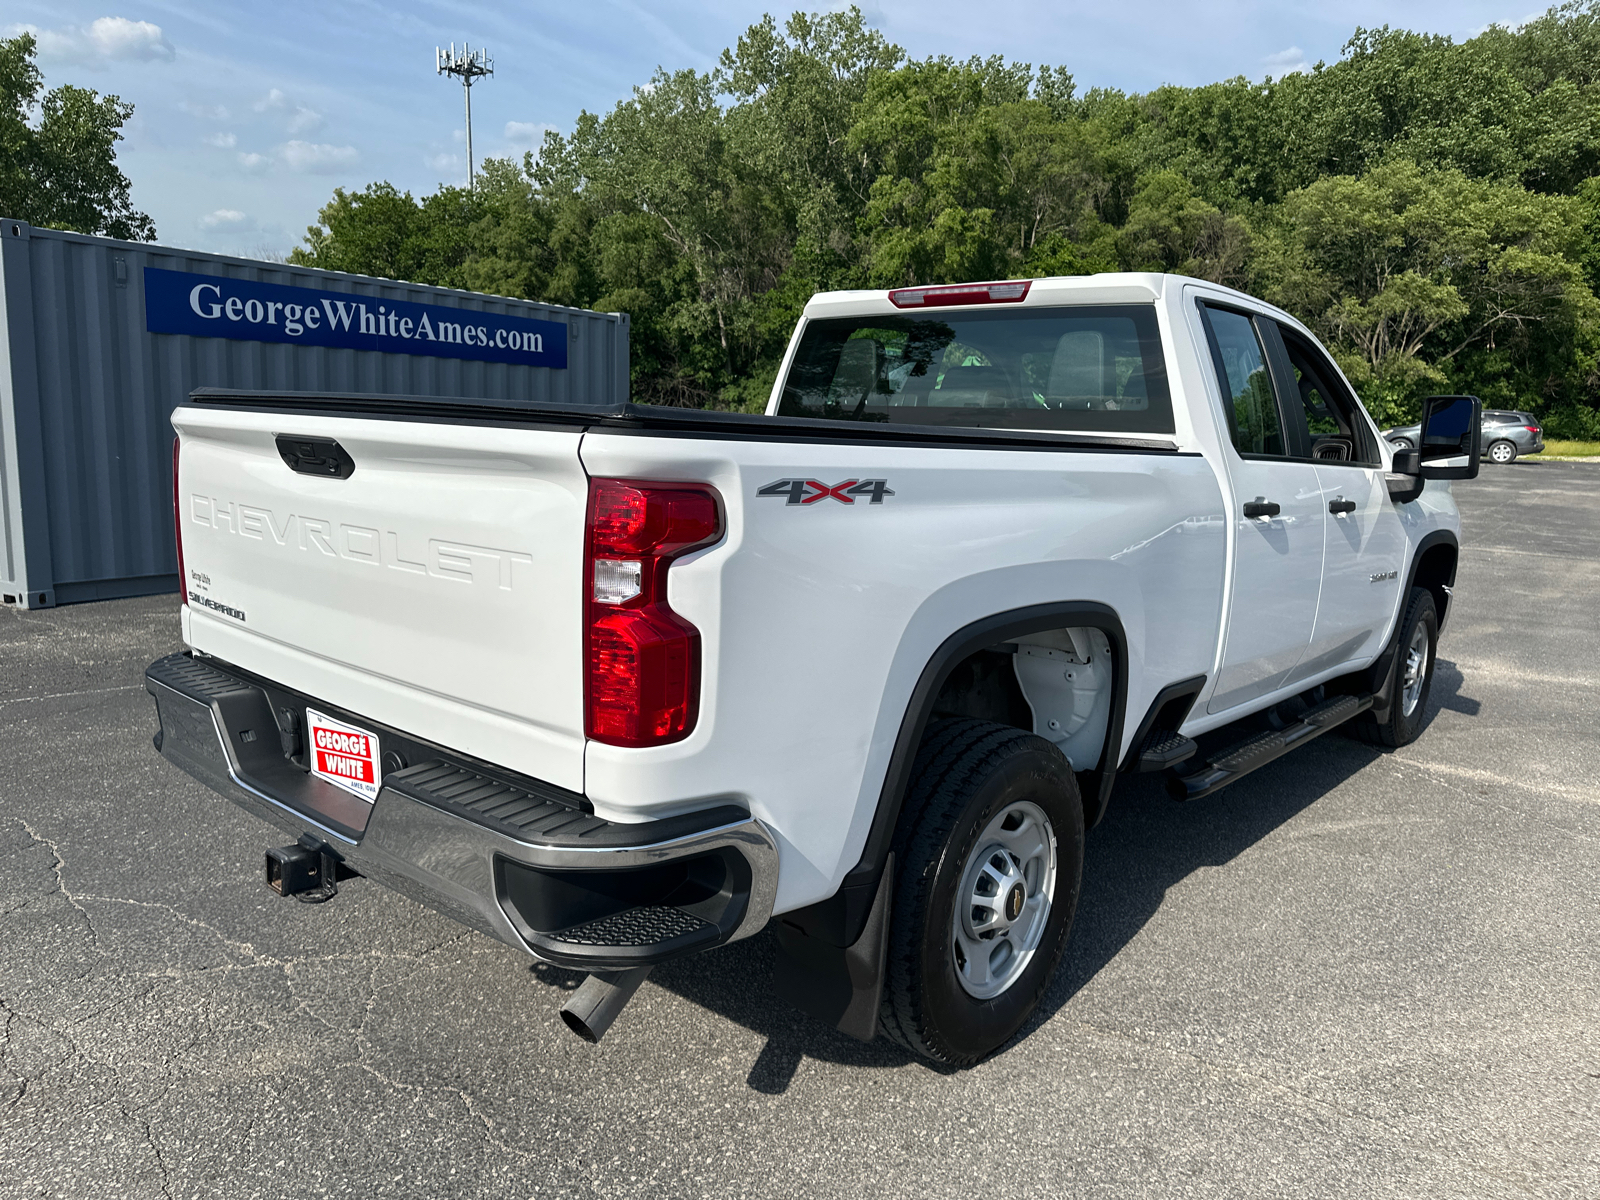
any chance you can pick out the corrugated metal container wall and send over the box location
[0,220,629,608]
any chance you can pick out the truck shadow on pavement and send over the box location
[558,663,1476,1095]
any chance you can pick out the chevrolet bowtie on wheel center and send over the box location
[146,274,1479,1065]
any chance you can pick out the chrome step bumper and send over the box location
[144,652,779,968]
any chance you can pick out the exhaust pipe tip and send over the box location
[558,966,652,1044]
[559,1006,601,1044]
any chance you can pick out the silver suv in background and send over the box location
[1386,409,1544,464]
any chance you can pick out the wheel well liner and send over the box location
[1411,537,1459,630]
[783,601,1128,949]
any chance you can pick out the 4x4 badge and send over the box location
[757,478,894,506]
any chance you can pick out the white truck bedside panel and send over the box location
[578,432,1227,912]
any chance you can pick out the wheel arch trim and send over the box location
[785,600,1129,948]
[1363,528,1458,721]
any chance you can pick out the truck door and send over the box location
[1198,303,1326,715]
[1264,321,1407,683]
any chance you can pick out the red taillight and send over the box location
[887,280,1032,308]
[173,437,187,608]
[584,479,722,747]
[1525,425,1540,433]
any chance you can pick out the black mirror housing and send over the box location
[1417,394,1481,480]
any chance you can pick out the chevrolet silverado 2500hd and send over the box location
[145,274,1480,1065]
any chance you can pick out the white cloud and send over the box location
[504,121,556,150]
[286,106,324,135]
[426,151,460,172]
[199,209,255,231]
[205,132,237,148]
[1262,46,1309,75]
[11,17,175,67]
[254,88,325,134]
[181,100,231,121]
[234,141,357,175]
[279,140,359,173]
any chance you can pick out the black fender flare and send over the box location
[1360,528,1459,721]
[783,601,1129,950]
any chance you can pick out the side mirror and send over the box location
[1417,394,1481,480]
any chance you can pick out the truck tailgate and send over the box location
[171,405,589,792]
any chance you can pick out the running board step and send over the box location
[1138,731,1199,772]
[1166,694,1373,801]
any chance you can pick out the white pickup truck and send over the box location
[145,274,1480,1065]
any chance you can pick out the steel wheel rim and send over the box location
[1401,618,1431,717]
[1491,442,1513,462]
[951,800,1057,1000]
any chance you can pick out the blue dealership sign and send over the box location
[143,267,567,369]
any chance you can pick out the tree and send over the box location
[1260,158,1597,424]
[286,3,1600,424]
[1117,170,1252,286]
[289,182,485,287]
[0,32,154,240]
[848,57,1117,287]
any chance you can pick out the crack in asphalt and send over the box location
[0,996,26,1109]
[16,819,105,970]
[0,683,144,708]
[114,1099,176,1200]
[0,827,500,1188]
[349,1058,537,1163]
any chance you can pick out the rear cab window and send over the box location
[776,305,1175,436]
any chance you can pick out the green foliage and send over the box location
[1259,159,1596,424]
[0,33,154,240]
[292,3,1600,428]
[289,181,488,286]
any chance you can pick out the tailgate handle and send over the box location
[276,435,355,479]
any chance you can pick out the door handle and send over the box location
[1242,498,1281,519]
[1328,499,1357,515]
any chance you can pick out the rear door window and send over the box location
[776,305,1175,435]
[1198,305,1285,457]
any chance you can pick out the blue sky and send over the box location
[4,2,1545,258]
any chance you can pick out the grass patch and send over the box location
[1539,439,1600,458]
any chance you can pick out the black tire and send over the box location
[1389,437,1413,450]
[1352,587,1438,748]
[880,718,1085,1066]
[1487,439,1518,464]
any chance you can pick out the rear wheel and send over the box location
[1353,587,1438,748]
[880,718,1084,1066]
[1488,439,1517,464]
[1389,436,1413,450]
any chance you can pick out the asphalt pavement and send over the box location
[2,462,1597,1199]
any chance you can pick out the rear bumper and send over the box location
[144,652,778,969]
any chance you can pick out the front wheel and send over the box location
[1389,436,1414,450]
[880,718,1084,1066]
[1353,587,1438,748]
[1488,439,1518,464]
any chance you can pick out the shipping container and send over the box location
[0,220,629,608]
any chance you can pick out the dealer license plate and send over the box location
[305,708,382,802]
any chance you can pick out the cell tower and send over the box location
[436,42,493,189]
